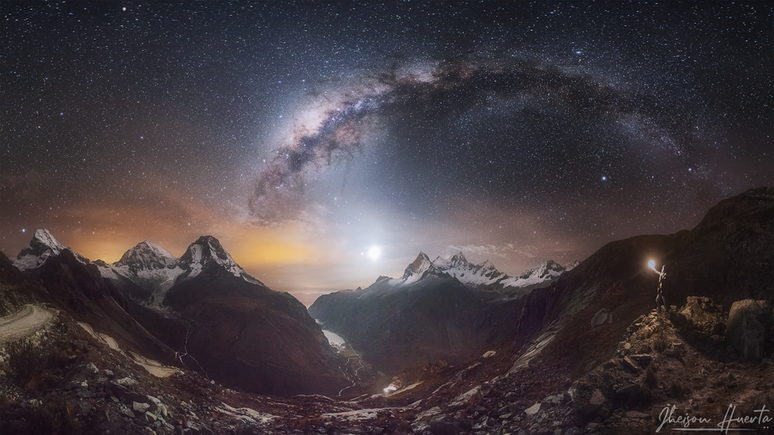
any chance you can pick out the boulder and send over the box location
[725,300,773,360]
[591,308,612,327]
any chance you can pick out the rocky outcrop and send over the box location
[565,298,774,432]
[725,299,773,360]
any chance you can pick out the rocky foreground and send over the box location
[0,292,772,434]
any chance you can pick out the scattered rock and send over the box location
[185,420,213,435]
[415,406,442,421]
[115,376,138,386]
[411,421,430,433]
[524,402,541,415]
[615,383,642,405]
[447,386,482,410]
[79,401,93,417]
[630,354,652,367]
[108,381,150,405]
[80,362,99,375]
[119,405,136,418]
[133,401,151,413]
[571,386,606,418]
[620,356,639,373]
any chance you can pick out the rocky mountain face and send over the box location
[309,252,575,373]
[8,232,349,397]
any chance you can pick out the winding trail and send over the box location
[0,304,55,344]
[337,336,366,397]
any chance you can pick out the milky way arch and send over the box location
[249,58,702,223]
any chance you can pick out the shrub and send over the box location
[6,337,70,391]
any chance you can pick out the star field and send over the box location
[1,1,772,296]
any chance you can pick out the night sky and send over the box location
[1,1,772,300]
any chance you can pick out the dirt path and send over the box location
[0,304,55,344]
[77,322,180,378]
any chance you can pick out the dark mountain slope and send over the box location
[155,263,348,396]
[531,186,774,380]
[102,235,350,396]
[27,249,179,366]
[310,263,527,373]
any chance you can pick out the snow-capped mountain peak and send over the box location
[519,259,564,280]
[430,253,505,288]
[479,259,498,272]
[115,240,177,272]
[178,236,243,277]
[434,252,469,269]
[499,259,567,288]
[399,251,438,282]
[384,251,577,292]
[98,235,262,306]
[14,228,84,271]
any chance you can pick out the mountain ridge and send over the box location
[10,231,350,396]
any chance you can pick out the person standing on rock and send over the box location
[653,264,669,312]
[648,260,669,312]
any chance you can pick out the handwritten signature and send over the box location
[656,404,771,432]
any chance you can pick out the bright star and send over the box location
[602,176,607,181]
